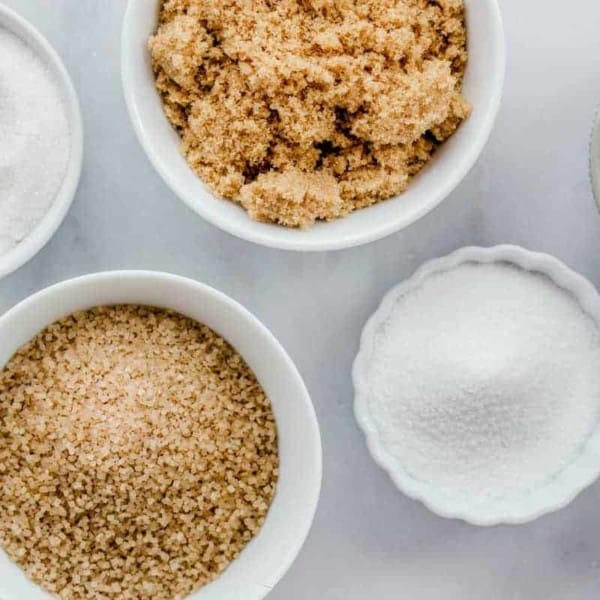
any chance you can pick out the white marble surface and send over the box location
[2,1,600,598]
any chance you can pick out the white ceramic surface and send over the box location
[0,271,322,600]
[121,0,505,252]
[354,245,600,526]
[0,3,83,280]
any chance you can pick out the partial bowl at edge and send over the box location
[121,0,505,252]
[0,3,83,280]
[0,271,322,600]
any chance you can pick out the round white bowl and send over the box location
[0,3,83,280]
[0,271,322,600]
[121,0,505,252]
[353,245,600,526]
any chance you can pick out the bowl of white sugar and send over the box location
[0,4,83,280]
[354,245,600,525]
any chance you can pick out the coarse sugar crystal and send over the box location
[0,305,278,599]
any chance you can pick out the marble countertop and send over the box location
[2,1,600,598]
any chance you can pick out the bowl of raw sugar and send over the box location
[0,271,322,599]
[121,0,504,251]
[353,245,600,525]
[0,4,83,280]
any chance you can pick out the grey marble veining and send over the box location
[2,1,600,598]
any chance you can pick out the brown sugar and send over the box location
[0,306,278,599]
[150,0,470,228]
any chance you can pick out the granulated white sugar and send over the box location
[366,263,600,502]
[0,26,70,257]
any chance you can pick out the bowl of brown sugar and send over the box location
[122,0,504,251]
[0,271,321,600]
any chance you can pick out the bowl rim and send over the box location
[0,3,83,280]
[121,0,506,252]
[590,104,600,211]
[0,270,322,599]
[353,245,600,526]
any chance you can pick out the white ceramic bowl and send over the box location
[590,106,600,210]
[121,0,505,252]
[0,271,322,600]
[0,3,83,280]
[353,245,600,526]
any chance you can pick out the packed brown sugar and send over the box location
[150,0,470,228]
[0,306,278,599]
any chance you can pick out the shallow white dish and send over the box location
[0,3,83,280]
[121,0,505,252]
[353,245,600,526]
[0,271,322,600]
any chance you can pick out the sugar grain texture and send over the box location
[0,26,70,256]
[150,0,470,228]
[365,264,600,502]
[0,306,278,600]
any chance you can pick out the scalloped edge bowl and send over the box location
[0,3,83,280]
[121,0,505,252]
[353,245,600,525]
[0,271,322,599]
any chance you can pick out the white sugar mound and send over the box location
[0,26,70,257]
[366,263,600,502]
